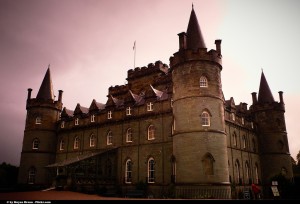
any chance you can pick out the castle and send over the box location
[18,6,293,199]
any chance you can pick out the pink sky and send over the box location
[0,0,299,166]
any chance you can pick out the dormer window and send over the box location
[126,107,132,116]
[35,116,41,124]
[75,118,79,126]
[199,76,208,87]
[61,121,65,128]
[108,111,112,119]
[91,114,95,122]
[147,102,153,112]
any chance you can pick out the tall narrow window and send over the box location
[90,134,95,147]
[59,139,64,151]
[32,139,39,150]
[75,118,79,126]
[74,136,79,149]
[91,114,95,122]
[125,159,132,183]
[126,128,132,142]
[148,158,155,183]
[35,116,41,124]
[199,76,208,87]
[107,131,112,145]
[148,125,155,140]
[201,111,210,126]
[231,113,235,121]
[242,135,246,149]
[28,167,36,184]
[235,160,241,184]
[147,102,153,111]
[254,164,259,184]
[233,133,237,147]
[126,107,132,116]
[245,162,250,184]
[202,153,214,175]
[108,111,112,119]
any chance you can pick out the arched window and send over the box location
[107,131,112,145]
[32,138,39,150]
[148,158,155,183]
[148,125,155,140]
[90,134,95,147]
[126,128,132,142]
[232,133,237,147]
[202,153,215,175]
[35,116,41,124]
[59,139,64,151]
[125,159,132,183]
[254,163,259,184]
[28,167,36,184]
[235,160,241,184]
[199,76,208,87]
[245,161,250,184]
[74,136,79,149]
[201,111,210,126]
[242,135,246,149]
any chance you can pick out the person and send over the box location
[251,183,261,199]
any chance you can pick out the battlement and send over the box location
[26,98,62,111]
[170,48,222,68]
[108,84,129,96]
[127,60,169,80]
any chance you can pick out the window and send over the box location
[171,98,174,107]
[235,160,241,184]
[241,117,245,125]
[74,136,79,149]
[125,159,132,183]
[91,114,95,122]
[245,162,250,184]
[201,111,210,126]
[32,139,39,150]
[126,128,132,142]
[28,167,36,184]
[148,158,155,183]
[126,107,132,116]
[90,134,95,147]
[61,121,65,128]
[59,139,64,151]
[242,135,246,149]
[202,153,214,175]
[107,111,112,119]
[147,102,153,111]
[254,164,259,184]
[199,76,208,87]
[107,131,112,145]
[231,113,235,121]
[35,116,41,124]
[148,125,155,140]
[75,118,79,126]
[233,133,237,147]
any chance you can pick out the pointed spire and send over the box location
[186,5,206,50]
[36,66,54,100]
[258,71,275,103]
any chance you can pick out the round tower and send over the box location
[18,67,63,188]
[170,7,230,198]
[250,72,293,186]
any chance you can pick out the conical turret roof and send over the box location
[258,71,275,103]
[36,67,54,100]
[186,5,206,50]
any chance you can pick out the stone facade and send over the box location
[18,7,293,199]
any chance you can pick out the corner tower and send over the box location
[18,67,63,187]
[170,6,230,198]
[250,71,293,185]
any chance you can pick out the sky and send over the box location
[0,0,300,166]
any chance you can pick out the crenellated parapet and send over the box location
[108,84,129,97]
[127,60,169,81]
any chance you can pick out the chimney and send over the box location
[251,92,258,104]
[278,91,284,104]
[215,39,222,55]
[27,88,32,100]
[58,90,63,102]
[178,32,187,50]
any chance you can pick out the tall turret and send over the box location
[18,67,63,187]
[170,6,230,198]
[250,71,293,186]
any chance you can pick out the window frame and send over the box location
[201,111,210,126]
[32,139,39,150]
[148,158,155,183]
[147,102,153,112]
[74,136,79,149]
[107,111,112,119]
[28,167,36,184]
[126,128,132,143]
[35,116,42,124]
[91,114,95,123]
[90,134,96,147]
[107,131,112,145]
[199,76,208,87]
[126,107,132,116]
[75,118,79,126]
[147,125,155,140]
[125,159,132,184]
[59,139,64,151]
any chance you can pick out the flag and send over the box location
[133,41,136,50]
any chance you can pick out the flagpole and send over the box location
[133,41,136,68]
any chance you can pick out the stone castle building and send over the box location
[18,6,293,199]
